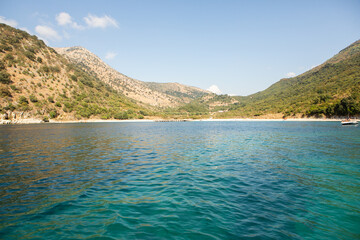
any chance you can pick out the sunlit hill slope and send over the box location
[217,40,360,118]
[0,24,147,122]
[55,46,209,108]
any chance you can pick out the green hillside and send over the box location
[0,24,148,122]
[155,94,239,119]
[219,40,360,118]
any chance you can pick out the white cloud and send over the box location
[35,25,61,41]
[56,12,72,26]
[0,16,18,27]
[55,12,118,30]
[71,22,84,30]
[56,12,84,30]
[84,14,118,28]
[105,52,117,60]
[286,72,296,78]
[207,85,222,95]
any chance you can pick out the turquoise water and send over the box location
[0,121,359,239]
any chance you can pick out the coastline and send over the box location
[197,118,342,122]
[0,117,346,125]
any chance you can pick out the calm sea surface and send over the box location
[0,121,359,239]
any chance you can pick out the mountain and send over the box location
[214,40,360,119]
[0,24,147,122]
[55,47,209,108]
[1,23,358,122]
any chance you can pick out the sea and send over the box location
[0,121,359,239]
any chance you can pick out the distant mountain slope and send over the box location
[55,47,209,107]
[0,24,147,122]
[220,40,360,118]
[143,82,207,102]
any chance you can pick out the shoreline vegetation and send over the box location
[0,117,351,125]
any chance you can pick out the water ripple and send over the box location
[0,122,359,239]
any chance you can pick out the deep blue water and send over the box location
[0,121,359,239]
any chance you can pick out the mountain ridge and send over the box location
[221,39,360,118]
[55,46,209,108]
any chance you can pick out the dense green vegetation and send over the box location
[216,40,360,118]
[154,94,236,119]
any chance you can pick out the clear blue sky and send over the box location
[1,0,360,96]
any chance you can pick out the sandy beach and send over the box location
[1,117,347,125]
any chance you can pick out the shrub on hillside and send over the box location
[49,66,60,73]
[43,116,49,122]
[18,96,28,105]
[139,110,149,116]
[114,112,129,120]
[49,110,58,119]
[17,96,30,111]
[29,94,38,102]
[0,87,12,97]
[4,54,14,62]
[24,51,36,61]
[0,71,11,84]
[70,75,77,81]
[333,97,360,116]
[40,65,50,73]
[76,107,92,118]
[0,60,5,70]
[25,46,37,54]
[4,103,16,111]
[79,77,94,88]
[0,44,13,52]
[48,96,55,103]
[64,101,73,108]
[5,36,20,45]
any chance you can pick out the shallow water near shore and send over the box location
[0,121,359,239]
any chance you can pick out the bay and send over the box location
[0,121,359,239]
